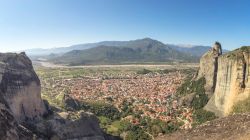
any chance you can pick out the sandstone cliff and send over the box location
[0,52,47,122]
[158,44,250,140]
[0,52,45,139]
[196,42,222,97]
[205,47,250,116]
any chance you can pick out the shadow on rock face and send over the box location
[23,110,121,140]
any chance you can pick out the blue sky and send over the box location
[0,0,249,52]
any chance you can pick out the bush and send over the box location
[98,116,112,127]
[191,92,209,110]
[193,109,217,125]
[136,69,152,74]
[81,101,121,120]
[157,69,176,74]
[125,126,151,140]
[164,122,180,134]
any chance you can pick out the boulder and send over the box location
[179,92,196,106]
[63,94,80,111]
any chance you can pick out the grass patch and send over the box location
[232,96,250,113]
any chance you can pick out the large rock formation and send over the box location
[205,47,250,116]
[0,52,47,122]
[196,42,250,116]
[196,42,222,97]
[0,52,47,139]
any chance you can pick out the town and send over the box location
[36,66,195,122]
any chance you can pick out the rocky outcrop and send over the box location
[0,52,47,122]
[0,52,47,139]
[205,47,250,116]
[0,102,33,140]
[0,52,119,140]
[195,43,250,116]
[158,45,250,140]
[196,42,222,97]
[63,94,81,111]
[0,103,19,140]
[30,111,115,140]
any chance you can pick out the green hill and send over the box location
[51,38,198,65]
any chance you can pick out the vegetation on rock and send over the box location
[175,76,217,125]
[193,109,217,125]
[177,77,209,109]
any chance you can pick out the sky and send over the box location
[0,0,250,52]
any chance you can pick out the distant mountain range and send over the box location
[50,38,199,65]
[25,38,228,65]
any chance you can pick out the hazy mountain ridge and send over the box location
[50,38,199,65]
[169,44,229,57]
[26,38,231,65]
[169,45,212,57]
[25,38,216,57]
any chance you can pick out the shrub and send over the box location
[157,69,177,74]
[136,69,152,74]
[191,92,208,110]
[193,109,217,125]
[125,127,151,140]
[98,116,112,127]
[81,101,121,120]
[164,122,180,134]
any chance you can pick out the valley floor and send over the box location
[33,60,199,69]
[34,63,198,139]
